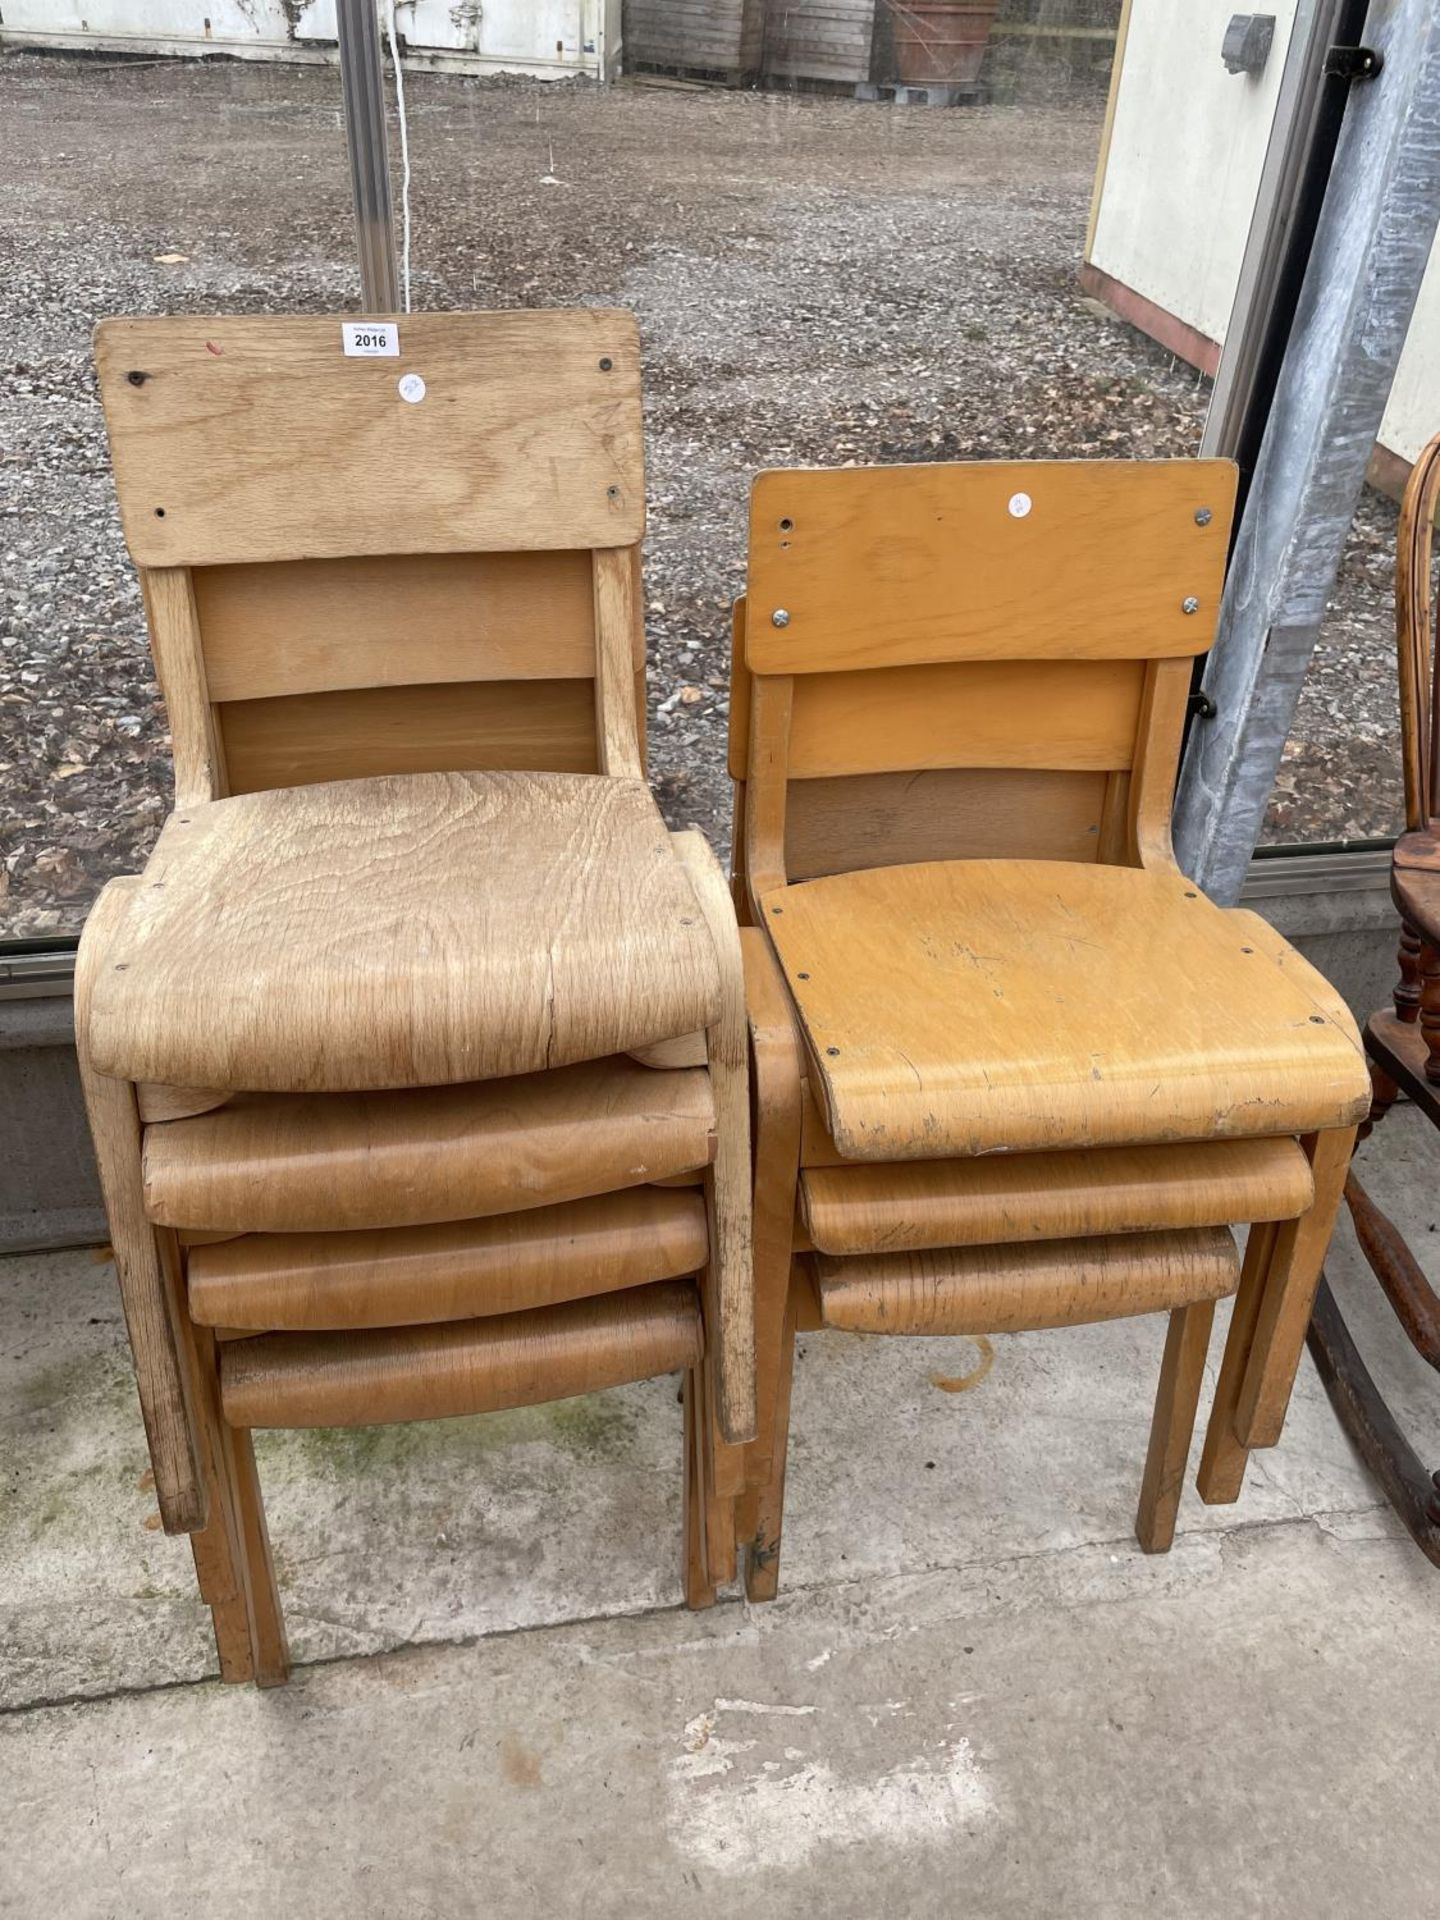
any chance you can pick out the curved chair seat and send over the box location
[1391,828,1440,942]
[84,769,723,1093]
[762,859,1371,1160]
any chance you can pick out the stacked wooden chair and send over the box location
[78,309,752,1685]
[728,457,1373,1597]
[1307,427,1440,1563]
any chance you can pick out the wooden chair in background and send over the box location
[78,309,753,1685]
[1307,427,1440,1564]
[729,458,1372,1598]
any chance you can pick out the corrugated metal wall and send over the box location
[624,0,766,77]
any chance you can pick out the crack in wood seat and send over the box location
[814,1227,1241,1335]
[85,770,723,1093]
[763,859,1371,1160]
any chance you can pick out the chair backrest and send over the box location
[731,457,1237,904]
[95,309,648,806]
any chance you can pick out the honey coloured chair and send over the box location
[78,309,753,1685]
[728,458,1372,1598]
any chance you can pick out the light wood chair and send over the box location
[729,458,1372,1598]
[78,310,753,1685]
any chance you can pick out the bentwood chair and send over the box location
[78,309,753,1684]
[728,457,1371,1596]
[1308,426,1440,1563]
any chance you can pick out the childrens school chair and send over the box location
[77,309,752,1684]
[728,457,1371,1597]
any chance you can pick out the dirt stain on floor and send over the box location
[928,1335,995,1394]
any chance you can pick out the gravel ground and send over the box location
[0,52,1406,941]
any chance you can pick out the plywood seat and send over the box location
[220,1280,704,1429]
[763,859,1370,1161]
[188,1187,710,1332]
[141,1058,717,1234]
[85,770,722,1093]
[814,1226,1240,1335]
[801,1137,1314,1257]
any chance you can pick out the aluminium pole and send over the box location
[336,0,401,314]
[1174,0,1440,902]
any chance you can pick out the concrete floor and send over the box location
[2,1114,1437,1916]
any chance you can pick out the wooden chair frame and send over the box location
[1307,429,1440,1563]
[79,311,753,1680]
[729,457,1365,1597]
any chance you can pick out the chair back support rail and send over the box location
[95,311,648,802]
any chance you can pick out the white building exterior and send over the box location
[0,0,624,83]
[1084,0,1439,478]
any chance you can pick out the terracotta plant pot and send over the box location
[888,1,999,87]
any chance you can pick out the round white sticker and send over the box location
[1008,492,1032,518]
[398,373,426,404]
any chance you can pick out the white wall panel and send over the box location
[1089,0,1439,470]
[1090,0,1297,345]
[3,0,602,76]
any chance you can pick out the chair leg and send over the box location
[1197,1222,1276,1504]
[187,1318,288,1685]
[736,929,804,1603]
[743,1272,799,1604]
[693,1341,737,1587]
[1136,1298,1215,1553]
[1198,1127,1357,1503]
[221,1424,289,1687]
[187,1437,256,1685]
[682,1368,717,1610]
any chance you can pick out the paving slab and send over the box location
[5,1115,1435,1711]
[2,1518,1435,1919]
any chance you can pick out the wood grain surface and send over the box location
[194,550,597,703]
[187,1186,710,1331]
[765,859,1372,1157]
[220,1280,703,1428]
[87,772,722,1091]
[801,1137,1314,1254]
[95,310,645,566]
[745,459,1237,673]
[216,677,600,793]
[143,1060,717,1233]
[74,879,205,1532]
[815,1226,1240,1334]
